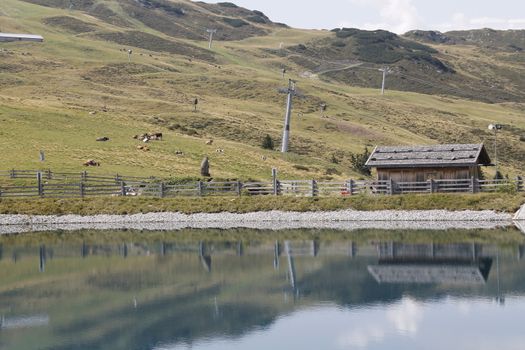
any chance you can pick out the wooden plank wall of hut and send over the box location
[377,166,480,182]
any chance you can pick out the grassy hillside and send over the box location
[1,0,525,181]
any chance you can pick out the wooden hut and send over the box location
[365,143,491,182]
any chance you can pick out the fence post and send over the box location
[10,169,15,179]
[115,174,121,184]
[159,182,165,198]
[347,179,354,195]
[236,181,242,196]
[470,176,478,194]
[37,172,43,197]
[79,182,85,198]
[81,171,87,182]
[120,181,126,196]
[516,176,523,192]
[46,169,52,180]
[311,180,317,197]
[428,179,435,193]
[197,181,203,196]
[272,168,278,196]
[388,179,394,195]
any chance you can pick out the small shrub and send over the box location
[261,134,274,150]
[349,147,371,176]
[330,154,339,164]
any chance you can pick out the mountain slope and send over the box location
[1,0,525,180]
[286,27,525,103]
[18,0,281,40]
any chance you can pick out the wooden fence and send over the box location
[0,169,157,183]
[0,170,522,199]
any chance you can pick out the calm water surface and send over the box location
[0,229,524,350]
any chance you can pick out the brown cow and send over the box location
[83,159,100,166]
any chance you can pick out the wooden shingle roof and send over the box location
[365,143,491,169]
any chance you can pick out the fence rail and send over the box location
[0,169,157,183]
[0,170,522,199]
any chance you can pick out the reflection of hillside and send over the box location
[0,238,524,350]
[0,244,295,350]
[50,284,279,350]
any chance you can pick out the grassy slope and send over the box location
[0,0,524,183]
[0,192,523,215]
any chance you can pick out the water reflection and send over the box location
[0,230,524,349]
[368,243,493,285]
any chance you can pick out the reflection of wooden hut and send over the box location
[367,242,492,285]
[365,144,491,182]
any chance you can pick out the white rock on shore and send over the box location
[0,209,515,235]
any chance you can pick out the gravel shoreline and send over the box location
[0,209,518,234]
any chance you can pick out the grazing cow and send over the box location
[83,159,100,166]
[215,149,224,153]
[96,137,109,142]
[175,150,184,155]
[205,139,213,145]
[134,133,162,142]
[137,145,150,151]
[261,155,267,161]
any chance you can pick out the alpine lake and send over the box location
[1,226,525,350]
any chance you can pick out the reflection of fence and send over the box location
[0,170,523,198]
